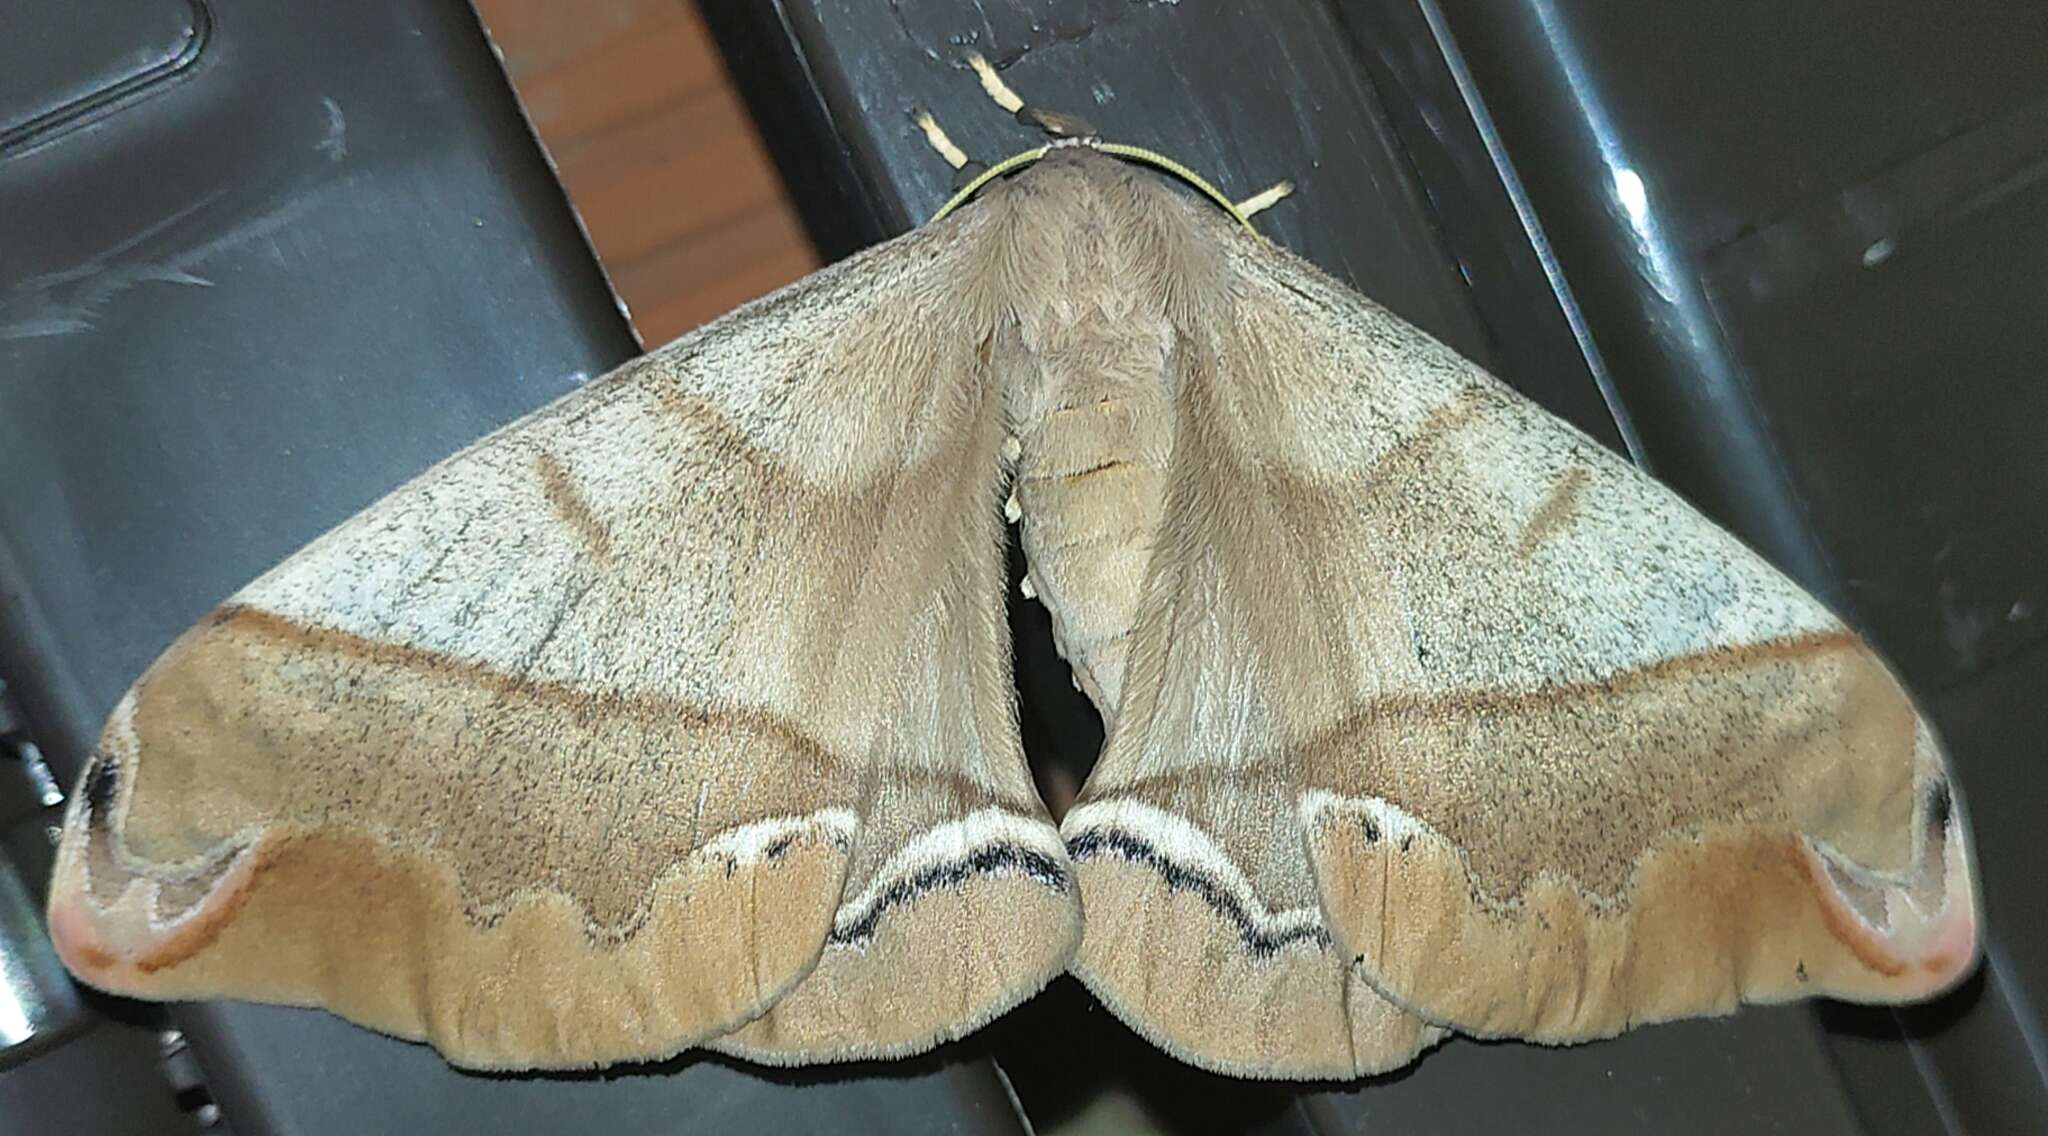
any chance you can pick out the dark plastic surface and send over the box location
[1698,96,2048,686]
[0,1019,197,1134]
[0,0,1028,1131]
[0,0,206,151]
[708,1,2046,1131]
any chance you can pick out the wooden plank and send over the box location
[475,0,820,353]
[616,200,818,341]
[549,82,749,195]
[632,244,817,344]
[469,0,687,81]
[511,8,725,149]
[556,85,784,265]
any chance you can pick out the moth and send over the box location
[46,71,1979,1080]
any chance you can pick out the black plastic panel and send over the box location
[1302,1008,1870,1134]
[0,0,206,151]
[0,1020,196,1134]
[1698,97,2048,687]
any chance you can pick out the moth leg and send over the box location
[965,51,1025,113]
[910,107,991,192]
[912,108,974,171]
[964,52,1097,140]
[1236,180,1296,218]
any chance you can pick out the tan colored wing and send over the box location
[1048,342,1446,1077]
[1057,213,1977,1074]
[46,211,1078,1070]
[709,408,1080,1062]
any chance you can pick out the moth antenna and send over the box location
[1236,180,1297,218]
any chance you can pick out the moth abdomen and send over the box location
[1004,313,1178,718]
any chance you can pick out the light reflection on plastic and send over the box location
[0,934,37,1047]
[1530,1,1683,308]
[1613,168,1650,228]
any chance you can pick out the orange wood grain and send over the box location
[473,0,820,340]
[471,0,686,80]
[621,202,818,345]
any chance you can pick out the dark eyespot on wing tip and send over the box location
[81,753,121,825]
[1926,780,1954,830]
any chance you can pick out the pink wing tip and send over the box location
[1914,894,1979,987]
[46,834,267,989]
[46,893,126,980]
[1799,819,1979,997]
